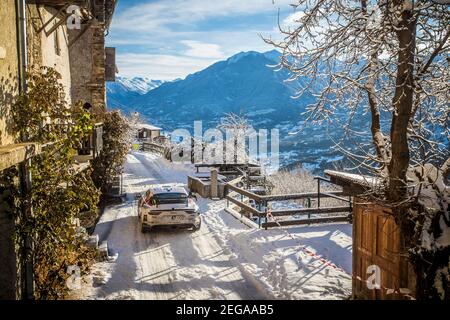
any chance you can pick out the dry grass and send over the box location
[268,166,344,208]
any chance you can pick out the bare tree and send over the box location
[265,0,449,299]
[218,113,252,164]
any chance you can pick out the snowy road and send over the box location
[77,152,352,300]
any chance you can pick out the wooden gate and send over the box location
[353,200,416,299]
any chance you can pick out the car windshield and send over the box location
[152,193,188,205]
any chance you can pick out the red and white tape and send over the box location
[264,209,415,299]
[265,208,348,273]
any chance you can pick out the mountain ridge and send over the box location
[125,49,311,130]
[106,50,359,171]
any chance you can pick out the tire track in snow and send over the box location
[78,152,351,300]
[82,152,272,300]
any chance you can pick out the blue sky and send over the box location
[106,0,302,80]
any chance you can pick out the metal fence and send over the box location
[225,176,352,229]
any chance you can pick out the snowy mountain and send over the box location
[130,50,311,129]
[107,77,164,108]
[107,50,371,172]
[117,77,164,94]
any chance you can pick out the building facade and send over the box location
[68,0,117,114]
[0,0,20,147]
[0,0,117,299]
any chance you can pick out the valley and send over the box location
[107,50,375,173]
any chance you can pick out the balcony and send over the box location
[74,122,103,164]
[0,143,42,172]
[0,121,103,173]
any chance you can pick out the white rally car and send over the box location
[137,185,201,233]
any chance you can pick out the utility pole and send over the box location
[16,0,34,300]
[19,161,34,300]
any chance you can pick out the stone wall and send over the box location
[188,175,226,199]
[39,7,72,105]
[69,26,92,108]
[26,5,72,105]
[69,21,107,115]
[0,1,114,300]
[0,0,20,147]
[0,2,21,299]
[0,3,76,300]
[90,24,106,113]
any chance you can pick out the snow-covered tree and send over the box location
[217,113,253,164]
[266,0,449,299]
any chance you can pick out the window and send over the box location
[105,47,116,81]
[152,193,188,205]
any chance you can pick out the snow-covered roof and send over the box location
[326,166,449,213]
[324,170,384,196]
[191,172,227,181]
[325,170,381,188]
[152,185,188,195]
[136,123,162,131]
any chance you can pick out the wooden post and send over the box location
[317,178,321,208]
[120,173,123,195]
[348,196,353,223]
[210,169,218,199]
[258,211,261,229]
[307,197,311,220]
[264,206,268,230]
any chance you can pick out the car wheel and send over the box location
[141,225,149,233]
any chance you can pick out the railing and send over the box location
[42,122,103,160]
[78,122,103,159]
[225,175,352,229]
[141,141,165,155]
[195,163,260,173]
[93,122,103,157]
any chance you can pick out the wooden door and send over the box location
[353,202,407,299]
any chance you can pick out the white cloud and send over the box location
[181,41,225,59]
[109,30,275,80]
[112,0,293,32]
[116,53,223,80]
[108,0,293,79]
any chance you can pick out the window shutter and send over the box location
[105,47,116,81]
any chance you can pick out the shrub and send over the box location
[268,166,343,208]
[11,67,100,299]
[91,111,131,195]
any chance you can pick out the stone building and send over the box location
[0,0,117,299]
[68,0,117,114]
[136,123,162,142]
[0,0,21,148]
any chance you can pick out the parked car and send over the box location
[137,185,201,233]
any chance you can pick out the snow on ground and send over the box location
[76,151,352,300]
[203,209,352,299]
